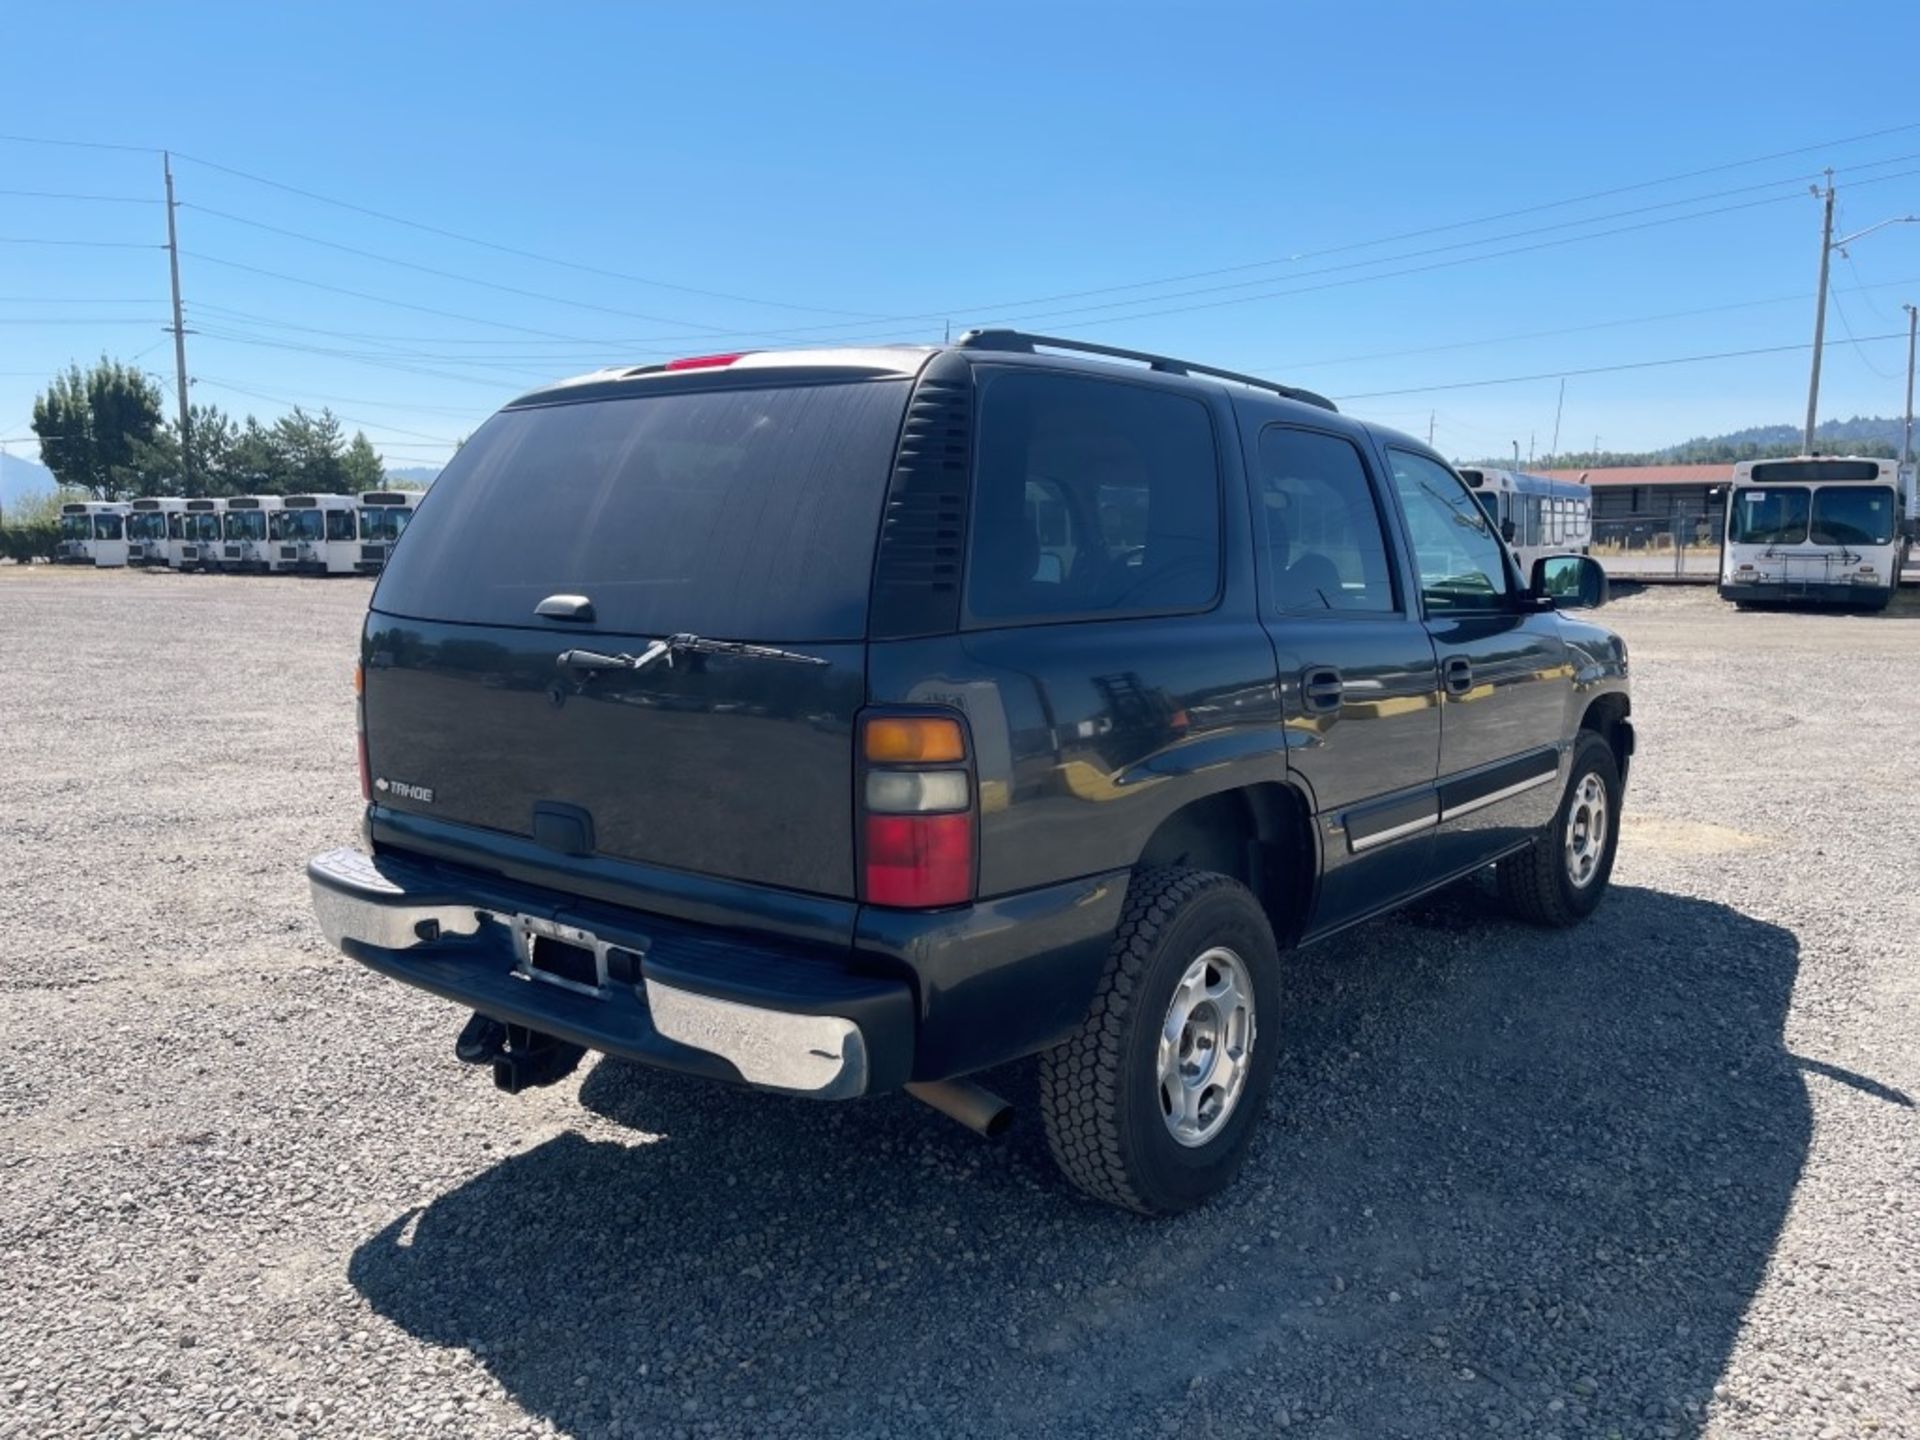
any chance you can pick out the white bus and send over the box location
[1458,468,1592,575]
[1720,455,1912,610]
[126,497,188,568]
[56,501,130,567]
[356,490,420,573]
[270,494,362,574]
[217,495,283,573]
[176,498,225,570]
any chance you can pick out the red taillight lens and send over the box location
[664,352,745,371]
[863,814,973,908]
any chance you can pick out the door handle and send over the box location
[1443,656,1474,695]
[1300,665,1344,715]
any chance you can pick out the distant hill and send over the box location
[1658,415,1909,460]
[386,465,441,487]
[1,451,56,515]
[1474,414,1912,471]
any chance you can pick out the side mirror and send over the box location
[1500,518,1516,543]
[1531,553,1609,609]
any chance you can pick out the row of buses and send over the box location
[56,491,421,575]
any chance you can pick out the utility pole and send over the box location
[1804,179,1920,456]
[1550,378,1566,461]
[1527,432,1535,466]
[1511,440,1520,469]
[163,152,193,492]
[1803,172,1836,454]
[1903,302,1916,477]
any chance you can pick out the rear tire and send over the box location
[1498,730,1621,926]
[1039,868,1280,1215]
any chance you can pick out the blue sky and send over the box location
[4,0,1918,473]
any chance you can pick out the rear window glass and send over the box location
[372,379,910,639]
[966,369,1220,623]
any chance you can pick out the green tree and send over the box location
[341,431,386,492]
[266,407,351,494]
[30,358,169,498]
[225,417,289,496]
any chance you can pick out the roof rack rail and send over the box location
[954,328,1336,413]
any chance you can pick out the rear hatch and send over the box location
[363,367,918,899]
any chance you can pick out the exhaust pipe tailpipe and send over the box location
[906,1080,1014,1139]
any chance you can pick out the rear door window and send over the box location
[372,379,911,639]
[1256,426,1397,614]
[967,369,1220,623]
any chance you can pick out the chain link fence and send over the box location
[1591,510,1722,581]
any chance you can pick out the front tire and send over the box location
[1039,868,1281,1215]
[1498,730,1622,926]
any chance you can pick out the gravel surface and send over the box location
[1,566,1916,1439]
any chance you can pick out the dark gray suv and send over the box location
[309,330,1632,1213]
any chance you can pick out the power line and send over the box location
[0,296,167,304]
[0,317,166,324]
[179,250,625,342]
[977,189,1823,333]
[1263,273,1920,372]
[168,150,883,320]
[182,202,796,336]
[9,118,1920,337]
[189,326,551,389]
[0,237,158,249]
[1331,331,1910,401]
[0,189,159,204]
[896,151,1920,328]
[192,127,1920,340]
[1828,289,1899,380]
[192,376,465,443]
[0,133,160,154]
[928,122,1920,312]
[173,168,1887,361]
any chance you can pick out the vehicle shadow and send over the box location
[349,885,1810,1437]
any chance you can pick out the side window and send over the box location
[967,370,1220,622]
[1386,450,1513,612]
[1256,426,1396,614]
[326,509,355,542]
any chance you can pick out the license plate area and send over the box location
[511,914,621,998]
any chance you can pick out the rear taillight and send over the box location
[354,662,370,802]
[859,713,974,908]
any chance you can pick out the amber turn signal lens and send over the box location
[863,715,965,764]
[353,662,364,696]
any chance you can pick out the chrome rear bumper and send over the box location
[307,846,904,1099]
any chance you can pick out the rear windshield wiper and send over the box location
[556,633,829,674]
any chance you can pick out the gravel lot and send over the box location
[2,566,1916,1440]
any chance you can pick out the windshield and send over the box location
[224,511,266,541]
[1729,487,1809,545]
[373,379,913,638]
[60,514,90,540]
[185,512,220,541]
[128,512,168,542]
[277,510,324,542]
[1810,486,1896,547]
[359,506,411,543]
